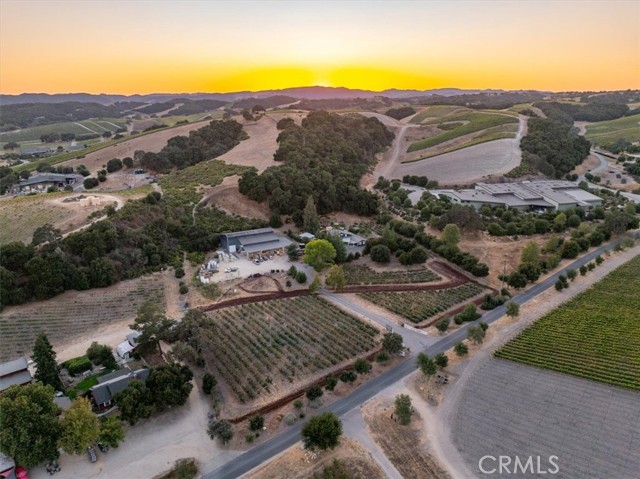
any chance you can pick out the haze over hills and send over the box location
[0,86,525,105]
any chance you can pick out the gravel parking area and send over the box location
[451,359,640,479]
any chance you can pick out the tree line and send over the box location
[534,101,630,122]
[238,111,394,225]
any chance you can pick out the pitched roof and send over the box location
[0,358,28,377]
[0,370,32,392]
[90,368,150,405]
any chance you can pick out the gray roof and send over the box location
[97,369,129,384]
[126,331,141,346]
[221,228,274,240]
[54,396,72,411]
[90,368,149,405]
[19,173,79,187]
[0,357,28,377]
[0,452,15,474]
[242,237,291,254]
[20,147,53,155]
[0,370,32,392]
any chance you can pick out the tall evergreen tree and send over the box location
[32,333,63,390]
[303,196,320,235]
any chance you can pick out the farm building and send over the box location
[116,331,141,359]
[219,228,292,256]
[336,229,366,246]
[436,180,603,212]
[19,146,54,156]
[89,367,150,408]
[0,357,32,393]
[14,173,80,193]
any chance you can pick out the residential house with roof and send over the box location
[0,358,32,394]
[89,367,150,409]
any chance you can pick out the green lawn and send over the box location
[407,111,518,152]
[495,255,640,391]
[585,114,640,146]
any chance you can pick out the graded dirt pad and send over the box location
[363,400,451,479]
[204,175,270,220]
[392,138,521,184]
[245,437,385,479]
[0,192,122,245]
[0,273,166,362]
[59,120,211,172]
[451,359,640,479]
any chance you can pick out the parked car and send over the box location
[87,446,97,463]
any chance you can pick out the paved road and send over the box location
[204,233,639,479]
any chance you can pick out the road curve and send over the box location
[204,232,639,479]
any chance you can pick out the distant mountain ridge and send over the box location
[0,86,525,105]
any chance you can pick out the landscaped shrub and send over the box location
[202,373,216,395]
[353,358,372,374]
[64,356,92,376]
[325,375,338,391]
[306,385,324,401]
[339,371,357,383]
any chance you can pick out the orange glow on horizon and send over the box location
[0,1,638,95]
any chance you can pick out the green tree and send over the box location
[0,383,61,468]
[98,417,125,448]
[353,358,372,374]
[434,353,449,369]
[202,373,216,395]
[130,301,175,352]
[325,265,346,289]
[146,363,194,411]
[112,380,153,425]
[59,397,100,455]
[86,342,117,370]
[303,196,320,235]
[249,415,265,432]
[303,239,336,271]
[553,212,567,232]
[208,419,234,445]
[301,412,343,450]
[306,385,324,401]
[506,301,520,318]
[454,342,469,356]
[32,333,63,390]
[435,318,450,334]
[309,276,321,292]
[520,242,540,266]
[322,232,347,264]
[441,223,461,247]
[417,353,437,376]
[467,325,486,344]
[382,332,403,354]
[31,224,62,246]
[370,244,391,263]
[286,243,301,260]
[394,394,413,425]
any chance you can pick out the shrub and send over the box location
[454,342,469,356]
[296,271,307,284]
[375,351,390,363]
[339,371,357,383]
[382,332,403,354]
[175,267,185,279]
[207,419,233,445]
[294,399,304,410]
[306,385,324,401]
[370,244,391,263]
[287,265,298,277]
[325,375,337,391]
[434,353,449,368]
[249,415,264,432]
[353,358,372,374]
[64,356,92,376]
[83,177,99,189]
[179,285,189,294]
[202,373,216,395]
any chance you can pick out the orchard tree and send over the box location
[467,325,486,344]
[303,239,336,271]
[325,265,346,289]
[370,244,391,263]
[32,333,63,390]
[434,353,449,369]
[59,397,100,455]
[454,342,469,356]
[301,412,342,450]
[0,383,61,468]
[520,242,541,266]
[394,394,413,425]
[435,318,450,334]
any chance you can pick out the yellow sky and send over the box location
[1,1,638,94]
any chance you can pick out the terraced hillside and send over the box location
[496,254,640,391]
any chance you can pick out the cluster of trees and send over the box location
[386,106,416,120]
[626,158,640,177]
[1,188,264,308]
[535,101,630,122]
[519,109,591,178]
[416,91,545,110]
[295,97,392,111]
[232,95,296,110]
[364,220,429,266]
[139,119,246,172]
[1,101,136,131]
[113,363,194,425]
[239,111,394,223]
[39,132,77,143]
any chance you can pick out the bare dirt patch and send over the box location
[246,437,385,479]
[362,398,451,479]
[204,175,270,220]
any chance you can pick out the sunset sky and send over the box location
[1,0,638,95]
